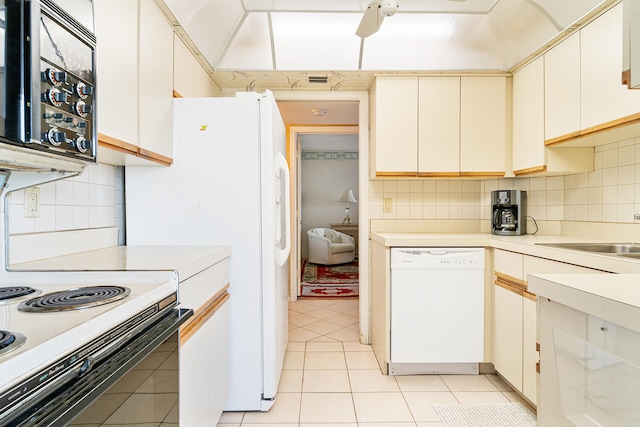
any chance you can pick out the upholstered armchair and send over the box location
[307,228,355,265]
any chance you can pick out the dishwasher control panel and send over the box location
[391,247,484,270]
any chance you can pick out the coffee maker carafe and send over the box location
[491,190,526,236]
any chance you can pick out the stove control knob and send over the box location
[41,69,67,86]
[43,128,66,146]
[72,101,92,118]
[74,136,90,153]
[42,89,67,107]
[74,82,93,99]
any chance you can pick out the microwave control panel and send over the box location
[36,10,96,162]
[39,62,95,159]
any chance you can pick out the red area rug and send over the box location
[300,259,359,297]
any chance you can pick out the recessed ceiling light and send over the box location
[312,108,327,116]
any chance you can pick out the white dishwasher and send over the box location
[390,247,485,375]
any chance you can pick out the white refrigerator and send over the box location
[125,91,291,411]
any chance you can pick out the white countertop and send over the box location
[371,232,640,274]
[9,245,231,283]
[529,273,640,333]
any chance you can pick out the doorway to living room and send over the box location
[299,133,359,298]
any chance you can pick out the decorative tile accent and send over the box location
[302,151,358,160]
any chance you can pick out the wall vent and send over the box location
[308,76,328,83]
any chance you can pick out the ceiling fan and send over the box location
[355,0,466,38]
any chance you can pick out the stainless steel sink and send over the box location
[535,242,640,254]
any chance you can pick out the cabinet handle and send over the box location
[600,326,607,331]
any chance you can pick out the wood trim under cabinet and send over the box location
[460,171,506,178]
[418,171,461,178]
[495,278,525,296]
[513,165,547,176]
[495,271,524,288]
[375,171,418,178]
[545,112,640,147]
[173,90,183,98]
[138,148,173,166]
[98,133,138,156]
[180,285,230,344]
[523,290,537,301]
[98,133,174,166]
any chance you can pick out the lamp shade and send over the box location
[339,189,358,203]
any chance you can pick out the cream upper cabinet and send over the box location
[372,75,507,178]
[174,37,220,98]
[95,0,175,166]
[581,4,640,131]
[418,77,460,176]
[512,57,545,174]
[138,0,174,162]
[513,56,593,176]
[545,32,581,142]
[371,76,419,177]
[94,0,139,147]
[460,76,507,176]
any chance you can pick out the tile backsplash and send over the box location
[8,163,122,238]
[370,138,640,226]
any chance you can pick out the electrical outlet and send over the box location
[635,214,640,221]
[24,187,40,218]
[383,197,393,213]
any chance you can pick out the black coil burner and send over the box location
[18,286,131,312]
[0,330,26,357]
[0,286,39,302]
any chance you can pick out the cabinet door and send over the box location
[512,57,545,174]
[538,299,588,426]
[93,0,138,145]
[418,77,460,176]
[494,249,524,282]
[581,4,640,130]
[460,77,507,175]
[139,0,174,159]
[373,77,418,176]
[494,283,523,391]
[522,296,538,405]
[545,32,581,141]
[208,302,230,425]
[180,322,211,426]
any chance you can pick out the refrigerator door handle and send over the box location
[275,152,291,267]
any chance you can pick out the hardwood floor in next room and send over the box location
[217,298,532,427]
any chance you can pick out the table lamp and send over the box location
[339,189,358,224]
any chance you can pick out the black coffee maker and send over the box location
[491,190,526,236]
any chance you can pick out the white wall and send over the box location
[301,134,358,258]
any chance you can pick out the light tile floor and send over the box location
[217,298,533,427]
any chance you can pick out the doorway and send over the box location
[298,133,359,298]
[274,91,369,344]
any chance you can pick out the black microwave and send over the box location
[0,0,96,164]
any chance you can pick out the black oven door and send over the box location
[0,0,30,145]
[5,308,193,427]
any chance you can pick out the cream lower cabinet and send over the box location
[179,258,230,426]
[493,249,607,406]
[539,297,640,425]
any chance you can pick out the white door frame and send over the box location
[274,90,370,345]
